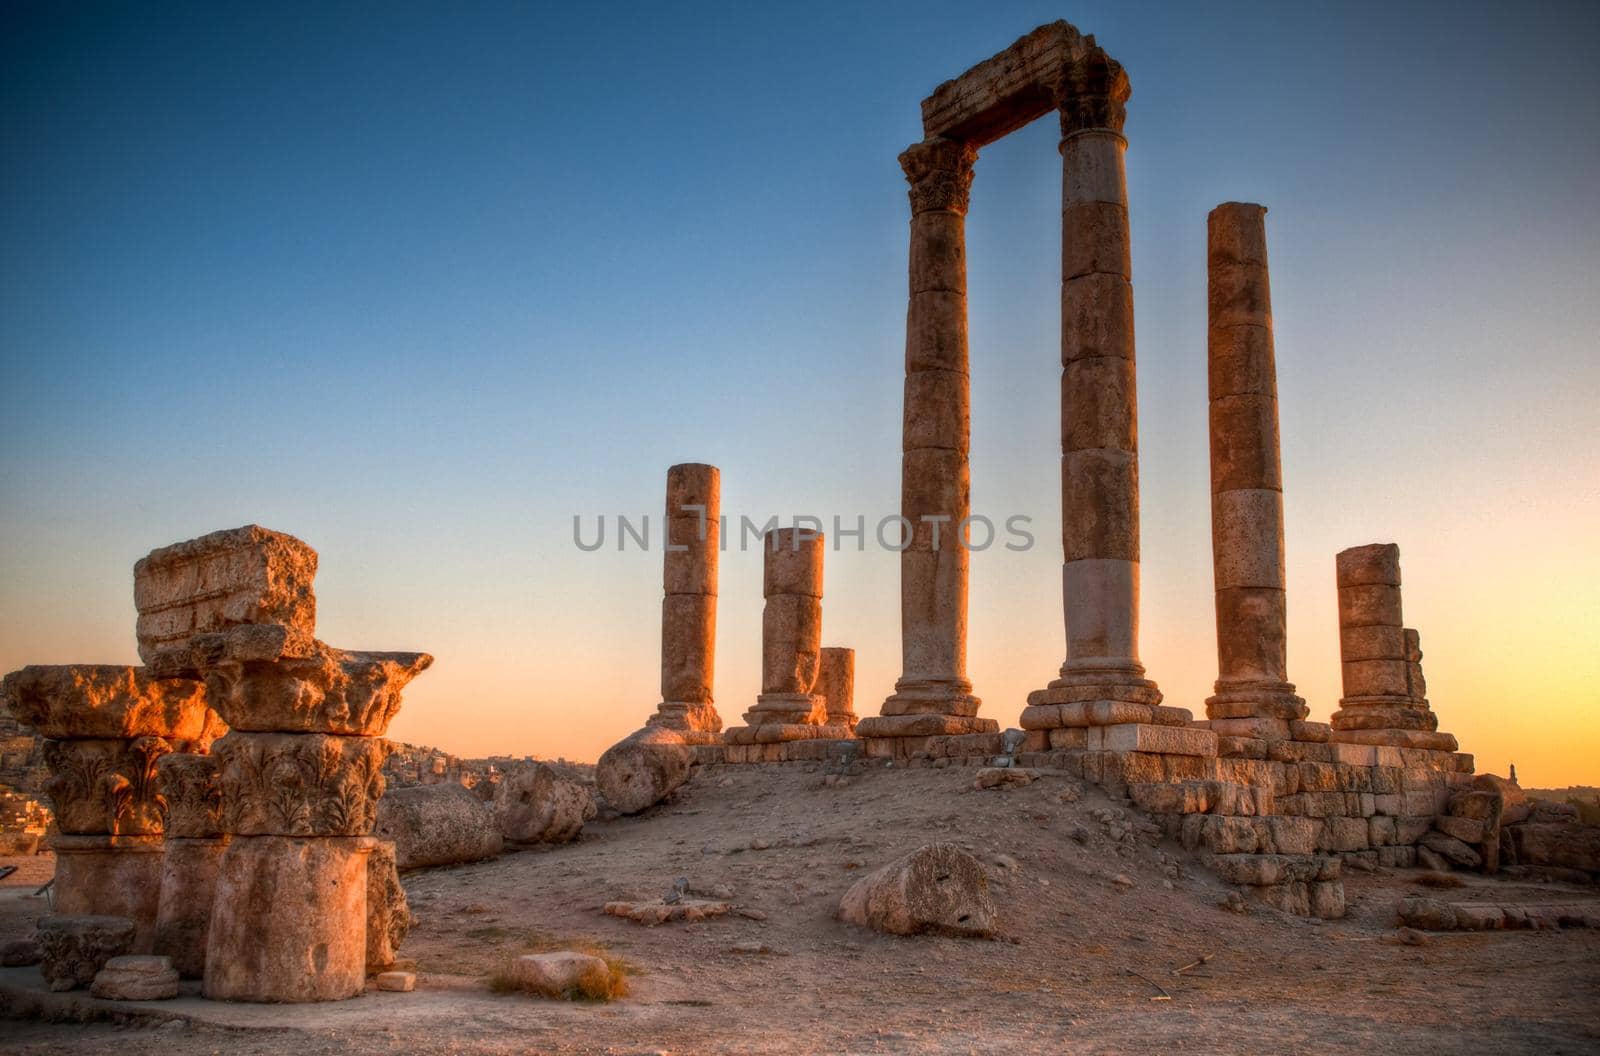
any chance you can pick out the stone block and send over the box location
[906,290,968,374]
[1320,816,1370,853]
[1434,815,1485,844]
[663,514,718,596]
[376,970,416,992]
[1335,543,1401,588]
[856,714,998,738]
[50,835,165,953]
[375,784,503,868]
[1207,323,1276,401]
[91,954,179,1001]
[1061,450,1138,561]
[1061,273,1133,364]
[837,843,996,938]
[1339,624,1406,663]
[1063,355,1136,452]
[1209,395,1282,492]
[1061,201,1130,280]
[1208,257,1271,330]
[1085,724,1217,757]
[1337,584,1402,629]
[135,526,318,673]
[1369,815,1398,847]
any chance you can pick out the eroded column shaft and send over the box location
[1205,204,1302,720]
[745,528,825,726]
[1059,127,1137,673]
[653,463,721,738]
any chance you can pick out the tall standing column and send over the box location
[1026,54,1164,729]
[1204,203,1307,741]
[864,136,996,739]
[648,463,722,745]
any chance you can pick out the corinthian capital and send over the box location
[899,137,978,216]
[1056,51,1131,138]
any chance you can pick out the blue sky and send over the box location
[3,1,1597,781]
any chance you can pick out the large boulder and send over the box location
[1506,820,1600,877]
[493,764,595,844]
[837,844,997,938]
[366,839,411,971]
[375,785,502,870]
[595,727,690,815]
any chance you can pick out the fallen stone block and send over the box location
[973,767,1037,790]
[494,763,596,843]
[1419,831,1482,869]
[602,899,731,926]
[1,937,41,966]
[507,951,617,1000]
[375,785,502,870]
[595,727,691,815]
[90,954,180,1000]
[838,843,997,938]
[36,915,137,992]
[375,970,416,992]
[1433,814,1484,844]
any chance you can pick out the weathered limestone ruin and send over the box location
[0,665,223,952]
[146,527,433,1002]
[725,528,854,752]
[151,751,226,978]
[1329,543,1457,752]
[816,647,858,733]
[646,463,723,745]
[1203,203,1311,742]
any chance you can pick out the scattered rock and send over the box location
[37,916,136,992]
[1220,890,1247,914]
[1416,845,1450,872]
[375,970,416,992]
[507,951,616,1000]
[1392,927,1431,946]
[90,954,180,1001]
[603,899,731,926]
[1069,825,1092,845]
[1112,873,1135,889]
[375,785,503,870]
[1055,784,1083,804]
[1419,831,1481,869]
[596,727,691,815]
[1396,896,1458,931]
[728,941,780,955]
[973,767,1037,790]
[493,763,596,844]
[837,844,997,939]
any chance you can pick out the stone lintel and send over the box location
[920,21,1105,146]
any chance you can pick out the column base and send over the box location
[51,834,165,954]
[856,713,998,738]
[1024,662,1168,730]
[1204,681,1309,743]
[647,700,724,743]
[1330,696,1438,732]
[881,678,982,718]
[723,723,856,745]
[742,693,825,726]
[1326,727,1459,752]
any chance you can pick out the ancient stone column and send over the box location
[816,647,858,733]
[647,463,722,745]
[864,136,996,740]
[1024,53,1166,732]
[1329,544,1457,751]
[131,525,431,1002]
[1203,203,1307,742]
[153,752,227,979]
[0,665,221,953]
[728,528,852,744]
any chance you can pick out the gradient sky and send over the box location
[3,1,1597,785]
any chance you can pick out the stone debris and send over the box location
[375,970,417,992]
[1397,897,1600,932]
[973,767,1037,790]
[493,763,595,844]
[366,839,412,972]
[36,915,137,992]
[90,954,180,1000]
[603,898,732,926]
[596,726,691,815]
[376,784,503,870]
[838,844,997,938]
[507,951,615,1000]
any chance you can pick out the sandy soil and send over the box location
[3,762,1598,1054]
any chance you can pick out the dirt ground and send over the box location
[3,763,1598,1055]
